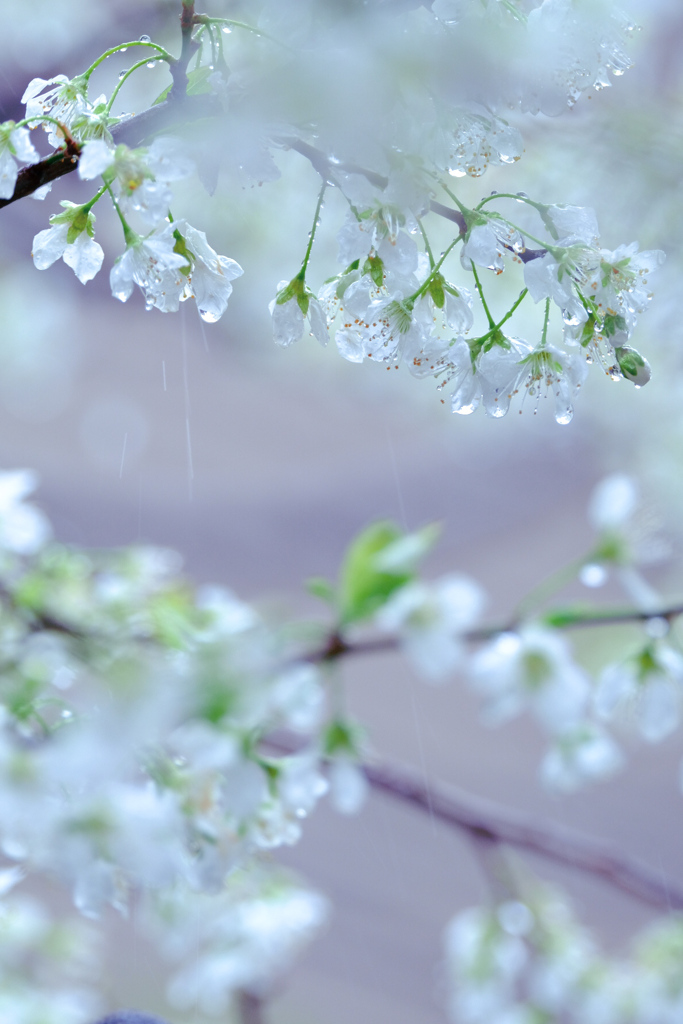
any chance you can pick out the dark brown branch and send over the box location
[266,733,683,912]
[0,92,222,210]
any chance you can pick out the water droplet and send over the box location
[579,563,607,588]
[61,709,73,720]
[222,25,232,34]
[118,70,127,79]
[448,168,466,178]
[120,46,128,53]
[562,309,581,326]
[198,308,219,323]
[516,191,529,198]
[490,190,498,196]
[146,61,157,69]
[139,34,151,43]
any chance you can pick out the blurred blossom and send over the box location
[468,626,590,733]
[540,721,624,793]
[377,574,485,680]
[595,643,683,743]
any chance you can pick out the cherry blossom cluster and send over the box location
[445,883,683,1024]
[0,0,656,426]
[273,185,663,425]
[0,467,679,1020]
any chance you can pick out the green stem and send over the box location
[299,180,327,278]
[83,41,175,81]
[107,185,137,246]
[81,182,109,214]
[540,297,551,347]
[471,264,495,329]
[440,182,469,217]
[105,59,153,114]
[194,16,283,47]
[417,219,435,268]
[16,115,76,141]
[406,236,462,304]
[493,288,528,333]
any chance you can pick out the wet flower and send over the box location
[32,201,104,284]
[0,122,38,199]
[270,278,328,347]
[22,75,89,146]
[461,215,524,273]
[110,222,187,312]
[173,220,244,323]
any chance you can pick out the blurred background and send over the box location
[1,1,683,1021]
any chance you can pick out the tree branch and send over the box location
[363,756,683,911]
[0,92,222,210]
[302,602,683,667]
[267,733,683,912]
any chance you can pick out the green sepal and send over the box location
[579,313,597,347]
[173,228,194,276]
[338,521,413,625]
[276,275,309,316]
[323,718,364,757]
[428,273,446,310]
[635,643,659,681]
[362,254,384,289]
[306,577,337,605]
[48,201,94,244]
[602,312,627,339]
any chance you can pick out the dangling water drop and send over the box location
[222,25,232,34]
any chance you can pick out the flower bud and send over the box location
[615,346,651,387]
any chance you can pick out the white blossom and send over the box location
[469,626,590,733]
[32,222,104,284]
[0,123,38,199]
[377,574,485,680]
[110,223,187,312]
[22,75,89,146]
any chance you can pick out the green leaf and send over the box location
[186,65,214,96]
[306,577,337,605]
[338,520,412,624]
[152,83,173,106]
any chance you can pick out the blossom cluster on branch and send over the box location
[0,0,662,424]
[0,466,678,1021]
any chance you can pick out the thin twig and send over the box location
[363,757,683,911]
